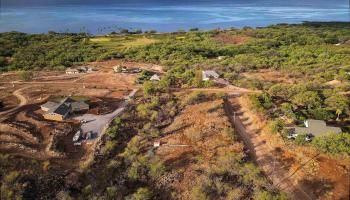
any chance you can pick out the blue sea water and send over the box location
[0,0,349,34]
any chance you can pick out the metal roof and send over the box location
[41,101,58,110]
[202,70,219,80]
[293,119,342,137]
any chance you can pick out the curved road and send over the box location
[0,87,29,117]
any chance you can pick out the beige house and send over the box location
[65,68,79,74]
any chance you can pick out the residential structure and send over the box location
[113,65,141,73]
[202,70,219,81]
[290,119,342,138]
[42,101,71,121]
[65,68,79,74]
[150,74,160,81]
[41,97,89,121]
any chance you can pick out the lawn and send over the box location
[89,35,158,50]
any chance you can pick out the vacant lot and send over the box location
[212,33,251,45]
[241,69,297,84]
[90,36,158,49]
[154,99,245,199]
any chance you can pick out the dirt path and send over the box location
[224,98,313,200]
[0,87,29,117]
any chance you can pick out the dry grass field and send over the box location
[154,99,244,200]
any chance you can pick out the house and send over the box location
[202,70,219,81]
[78,66,93,73]
[43,101,71,121]
[40,101,59,112]
[41,97,89,121]
[289,119,342,139]
[66,68,79,74]
[150,74,160,81]
[113,65,127,73]
[217,56,226,60]
[70,101,89,112]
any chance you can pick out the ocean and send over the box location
[0,0,349,34]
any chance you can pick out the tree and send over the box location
[269,119,284,134]
[128,187,153,200]
[311,133,350,155]
[193,69,203,87]
[325,94,349,120]
[291,91,321,109]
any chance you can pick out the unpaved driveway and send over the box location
[74,89,138,137]
[224,98,313,200]
[0,86,29,118]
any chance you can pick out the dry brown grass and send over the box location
[155,99,243,200]
[212,33,251,45]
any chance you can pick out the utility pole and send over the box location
[233,111,236,123]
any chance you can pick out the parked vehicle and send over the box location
[73,130,82,142]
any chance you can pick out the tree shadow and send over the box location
[297,178,334,199]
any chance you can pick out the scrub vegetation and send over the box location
[0,22,349,199]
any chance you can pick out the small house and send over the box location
[217,56,226,60]
[150,74,160,81]
[78,66,92,73]
[43,102,71,121]
[202,70,219,81]
[113,65,127,73]
[41,97,89,121]
[290,119,341,138]
[66,68,79,74]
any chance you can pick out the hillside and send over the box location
[0,22,349,199]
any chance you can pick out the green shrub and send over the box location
[311,133,350,155]
[294,134,308,145]
[18,70,33,81]
[128,187,153,200]
[269,119,285,134]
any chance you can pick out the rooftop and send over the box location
[293,119,342,137]
[202,70,219,80]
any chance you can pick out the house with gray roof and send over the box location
[150,74,160,81]
[41,97,89,121]
[290,119,342,138]
[202,70,219,81]
[43,101,71,121]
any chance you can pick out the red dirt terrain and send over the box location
[228,95,349,200]
[213,33,251,45]
[154,100,246,200]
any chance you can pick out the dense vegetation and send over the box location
[0,32,109,71]
[1,22,349,198]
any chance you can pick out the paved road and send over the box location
[74,89,138,138]
[224,98,313,200]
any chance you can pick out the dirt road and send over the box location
[0,87,28,117]
[224,98,313,200]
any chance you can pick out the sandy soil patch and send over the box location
[213,33,251,45]
[242,69,296,84]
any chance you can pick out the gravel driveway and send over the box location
[74,89,138,138]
